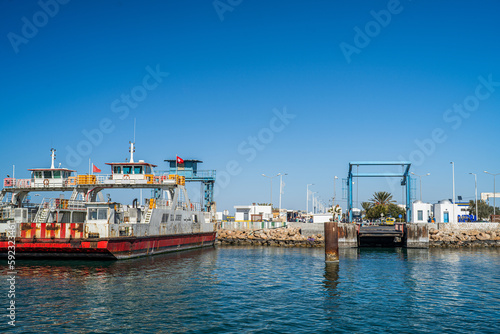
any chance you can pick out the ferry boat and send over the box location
[0,144,216,259]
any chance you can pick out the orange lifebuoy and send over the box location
[123,174,130,180]
[43,179,49,186]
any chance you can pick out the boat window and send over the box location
[88,209,98,220]
[53,171,61,178]
[113,166,121,174]
[43,171,52,179]
[123,166,132,174]
[98,209,107,220]
[134,166,143,174]
[34,171,42,178]
[146,166,152,174]
[175,215,182,221]
[161,213,169,223]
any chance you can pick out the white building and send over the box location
[312,213,332,224]
[234,204,272,222]
[433,200,462,223]
[411,200,432,223]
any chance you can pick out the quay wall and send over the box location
[217,223,357,248]
[217,222,500,248]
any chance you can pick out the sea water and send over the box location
[2,247,499,333]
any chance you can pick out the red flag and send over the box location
[176,156,184,164]
[92,164,101,173]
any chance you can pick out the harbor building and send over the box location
[411,201,432,223]
[234,204,272,222]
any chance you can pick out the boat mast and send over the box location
[129,142,135,163]
[50,148,56,169]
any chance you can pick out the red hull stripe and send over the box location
[0,232,216,259]
[60,223,66,239]
[40,223,46,239]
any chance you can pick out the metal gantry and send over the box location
[347,161,413,223]
[164,159,216,212]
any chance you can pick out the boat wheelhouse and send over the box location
[106,161,156,182]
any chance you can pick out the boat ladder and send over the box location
[143,208,153,224]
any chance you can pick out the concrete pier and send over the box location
[405,223,429,248]
[338,223,358,248]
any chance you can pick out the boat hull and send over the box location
[0,232,216,260]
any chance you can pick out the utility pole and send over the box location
[306,184,314,214]
[469,173,478,220]
[411,172,430,201]
[333,176,338,206]
[262,173,280,209]
[451,162,455,223]
[484,171,499,216]
[279,173,288,215]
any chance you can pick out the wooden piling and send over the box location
[324,221,339,262]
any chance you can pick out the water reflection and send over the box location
[323,262,340,297]
[405,248,430,261]
[6,248,220,333]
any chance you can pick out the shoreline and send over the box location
[216,224,500,248]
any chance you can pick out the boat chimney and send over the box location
[50,148,56,169]
[129,142,135,163]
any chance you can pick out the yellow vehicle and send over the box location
[385,217,396,225]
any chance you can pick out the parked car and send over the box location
[384,217,396,225]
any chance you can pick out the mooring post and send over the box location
[325,220,339,262]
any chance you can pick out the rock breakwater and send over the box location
[429,228,500,247]
[217,227,324,247]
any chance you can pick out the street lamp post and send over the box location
[333,176,338,206]
[484,171,500,216]
[411,172,430,201]
[262,173,280,209]
[279,173,288,215]
[451,162,455,223]
[306,184,314,214]
[312,192,317,214]
[469,173,478,220]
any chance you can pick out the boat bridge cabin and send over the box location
[106,161,157,182]
[28,168,75,187]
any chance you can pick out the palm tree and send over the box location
[361,201,372,213]
[369,191,395,207]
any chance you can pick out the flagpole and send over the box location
[89,159,91,175]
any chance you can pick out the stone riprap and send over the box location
[429,227,500,247]
[217,226,324,247]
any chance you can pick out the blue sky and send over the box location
[1,0,500,212]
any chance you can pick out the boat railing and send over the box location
[3,178,32,189]
[34,198,87,211]
[95,174,112,184]
[174,201,202,211]
[155,199,172,209]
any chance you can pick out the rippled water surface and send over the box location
[2,247,500,333]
